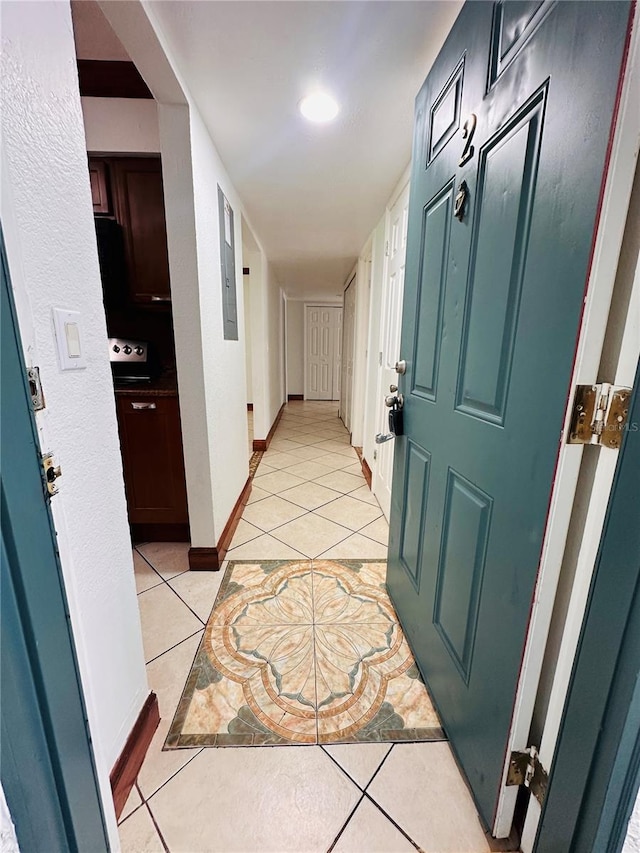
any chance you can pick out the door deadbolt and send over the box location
[395,360,407,375]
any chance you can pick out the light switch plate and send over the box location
[52,308,87,370]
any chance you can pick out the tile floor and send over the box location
[121,401,492,852]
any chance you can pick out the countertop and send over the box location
[113,370,178,398]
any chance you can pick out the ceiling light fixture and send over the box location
[299,92,339,123]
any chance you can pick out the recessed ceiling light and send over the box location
[299,92,339,123]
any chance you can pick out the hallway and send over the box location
[121,402,491,852]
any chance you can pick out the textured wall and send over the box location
[624,793,640,851]
[286,300,305,396]
[1,2,148,845]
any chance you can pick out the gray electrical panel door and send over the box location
[218,185,238,340]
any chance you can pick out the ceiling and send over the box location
[76,1,462,297]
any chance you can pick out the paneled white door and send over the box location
[373,181,410,520]
[305,306,342,400]
[340,279,356,430]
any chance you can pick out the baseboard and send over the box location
[287,394,304,401]
[131,522,190,543]
[361,457,372,490]
[252,402,285,453]
[111,692,160,820]
[188,546,220,571]
[216,476,253,563]
[247,403,253,411]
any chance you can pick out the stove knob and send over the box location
[112,344,120,353]
[134,346,144,356]
[123,345,132,355]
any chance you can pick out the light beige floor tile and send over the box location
[318,532,389,560]
[268,438,306,451]
[283,460,335,481]
[225,533,307,560]
[149,746,361,853]
[350,485,381,507]
[256,462,276,475]
[119,803,165,852]
[247,485,270,504]
[315,471,366,494]
[343,462,364,476]
[261,451,303,469]
[315,495,382,532]
[253,469,306,494]
[286,444,333,461]
[227,519,263,549]
[118,785,143,824]
[279,481,345,510]
[367,743,491,852]
[146,632,202,718]
[138,583,203,663]
[241,494,307,531]
[313,452,357,471]
[359,516,390,546]
[272,514,352,558]
[323,743,392,789]
[133,551,163,594]
[136,542,190,580]
[137,719,202,800]
[333,797,416,853]
[168,570,224,623]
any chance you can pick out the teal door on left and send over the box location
[1,231,109,851]
[386,0,632,833]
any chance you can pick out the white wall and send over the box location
[1,3,148,846]
[362,216,386,467]
[286,299,305,397]
[243,274,253,404]
[0,784,18,853]
[81,96,160,153]
[624,795,640,852]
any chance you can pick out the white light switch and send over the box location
[53,308,87,370]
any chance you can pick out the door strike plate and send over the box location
[507,747,548,807]
[42,453,62,496]
[28,366,45,411]
[568,383,632,448]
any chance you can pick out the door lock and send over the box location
[42,453,62,496]
[395,360,407,375]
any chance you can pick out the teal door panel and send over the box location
[387,0,631,829]
[0,230,109,851]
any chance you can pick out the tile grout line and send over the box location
[325,792,366,853]
[145,628,203,666]
[362,791,424,852]
[143,798,171,853]
[134,548,209,627]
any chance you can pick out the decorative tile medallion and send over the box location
[165,560,445,748]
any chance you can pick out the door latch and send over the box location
[42,453,62,496]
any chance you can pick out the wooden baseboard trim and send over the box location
[361,457,373,489]
[216,476,253,563]
[188,546,220,571]
[252,402,285,453]
[247,403,253,411]
[287,394,304,401]
[111,692,160,819]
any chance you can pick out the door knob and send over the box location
[385,393,404,408]
[395,360,406,375]
[389,384,398,393]
[375,433,395,444]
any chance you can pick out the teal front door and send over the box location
[387,0,631,831]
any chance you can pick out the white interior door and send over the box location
[373,181,410,519]
[305,306,341,400]
[340,279,356,430]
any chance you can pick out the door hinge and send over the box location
[28,366,46,411]
[42,453,62,497]
[385,241,389,257]
[507,746,548,807]
[568,383,633,449]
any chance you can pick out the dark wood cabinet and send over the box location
[110,158,171,304]
[116,395,188,528]
[89,160,110,213]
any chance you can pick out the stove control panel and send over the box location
[108,338,148,363]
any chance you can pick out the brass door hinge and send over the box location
[507,746,548,807]
[568,383,632,448]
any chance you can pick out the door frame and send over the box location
[340,274,357,429]
[496,5,640,836]
[303,302,342,401]
[0,230,109,851]
[533,356,640,851]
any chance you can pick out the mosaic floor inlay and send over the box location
[166,559,445,748]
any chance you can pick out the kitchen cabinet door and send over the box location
[116,395,188,525]
[111,158,171,304]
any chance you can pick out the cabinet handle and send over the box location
[150,295,171,302]
[131,402,156,410]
